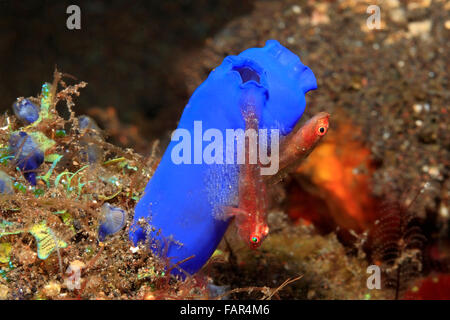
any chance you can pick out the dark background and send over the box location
[0,0,253,152]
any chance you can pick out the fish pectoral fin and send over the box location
[222,206,247,219]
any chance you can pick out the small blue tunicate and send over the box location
[0,170,14,194]
[80,143,102,164]
[12,99,40,124]
[98,203,127,241]
[78,115,103,164]
[9,132,44,185]
[78,115,101,133]
[207,282,230,299]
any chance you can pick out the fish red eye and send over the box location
[250,236,260,245]
[317,126,327,136]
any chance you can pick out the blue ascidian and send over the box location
[9,132,44,186]
[78,115,101,133]
[130,40,317,277]
[12,99,40,124]
[98,203,127,242]
[78,115,103,164]
[0,170,14,194]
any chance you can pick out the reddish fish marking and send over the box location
[226,111,330,249]
[225,99,269,249]
[269,112,330,184]
[227,158,269,249]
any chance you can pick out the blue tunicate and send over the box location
[12,99,40,124]
[9,132,44,185]
[98,203,127,242]
[80,143,102,164]
[78,115,101,133]
[0,170,14,194]
[78,115,103,164]
[130,40,317,277]
[207,282,230,299]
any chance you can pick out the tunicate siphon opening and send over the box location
[233,66,260,84]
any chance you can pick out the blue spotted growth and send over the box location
[9,132,44,186]
[130,40,317,277]
[98,203,127,242]
[12,99,40,124]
